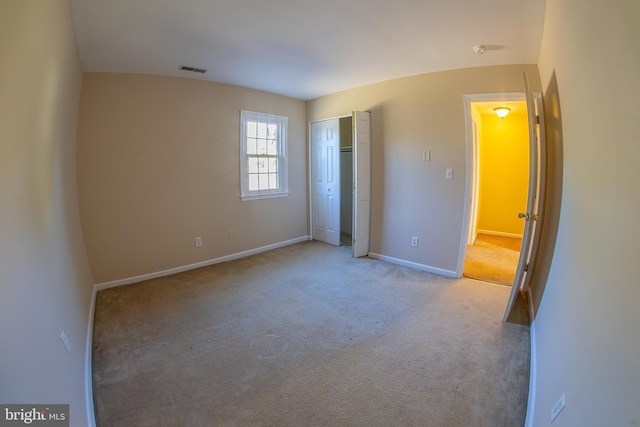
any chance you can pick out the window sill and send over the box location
[240,191,289,202]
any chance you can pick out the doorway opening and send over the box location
[459,75,546,324]
[339,117,353,246]
[463,98,529,286]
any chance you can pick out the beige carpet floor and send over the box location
[463,233,523,286]
[92,241,530,426]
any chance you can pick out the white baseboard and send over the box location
[85,287,97,427]
[95,235,311,291]
[477,229,523,239]
[368,252,457,278]
[524,319,537,427]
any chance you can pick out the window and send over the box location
[240,110,288,201]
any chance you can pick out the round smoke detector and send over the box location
[473,45,488,55]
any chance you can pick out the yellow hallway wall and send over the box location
[477,111,529,236]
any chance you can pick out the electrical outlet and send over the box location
[411,236,419,247]
[228,230,234,240]
[550,393,566,422]
[195,237,202,247]
[60,331,71,354]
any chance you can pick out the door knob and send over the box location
[518,212,539,221]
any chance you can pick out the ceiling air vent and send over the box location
[179,65,208,74]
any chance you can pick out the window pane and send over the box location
[256,138,267,154]
[258,174,269,190]
[267,123,277,139]
[246,138,258,155]
[267,138,278,155]
[257,122,268,138]
[257,158,267,172]
[248,174,259,191]
[269,158,278,172]
[268,173,278,189]
[248,157,259,173]
[247,121,257,138]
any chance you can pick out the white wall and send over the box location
[530,0,640,425]
[0,1,94,426]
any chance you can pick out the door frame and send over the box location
[309,114,353,245]
[308,112,371,257]
[457,92,545,275]
[457,92,527,276]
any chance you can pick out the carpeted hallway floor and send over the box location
[92,241,530,426]
[463,233,523,286]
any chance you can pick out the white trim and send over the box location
[308,122,313,238]
[308,114,353,242]
[95,236,311,291]
[476,229,524,239]
[524,317,537,427]
[240,191,289,202]
[240,110,289,201]
[85,287,97,427]
[368,252,457,278]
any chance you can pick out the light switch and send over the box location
[446,168,453,180]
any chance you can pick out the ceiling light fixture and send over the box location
[494,107,511,118]
[473,45,487,55]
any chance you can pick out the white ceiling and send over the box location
[69,0,546,101]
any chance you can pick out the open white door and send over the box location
[467,119,480,245]
[352,111,371,257]
[311,119,341,246]
[503,73,545,321]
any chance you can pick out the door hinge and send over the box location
[536,115,540,124]
[524,263,529,272]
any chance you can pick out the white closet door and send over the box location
[352,111,371,257]
[311,119,341,246]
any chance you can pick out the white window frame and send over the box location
[240,110,289,201]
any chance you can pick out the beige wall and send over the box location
[0,1,94,426]
[76,74,308,283]
[477,111,528,236]
[530,0,640,426]
[307,65,541,273]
